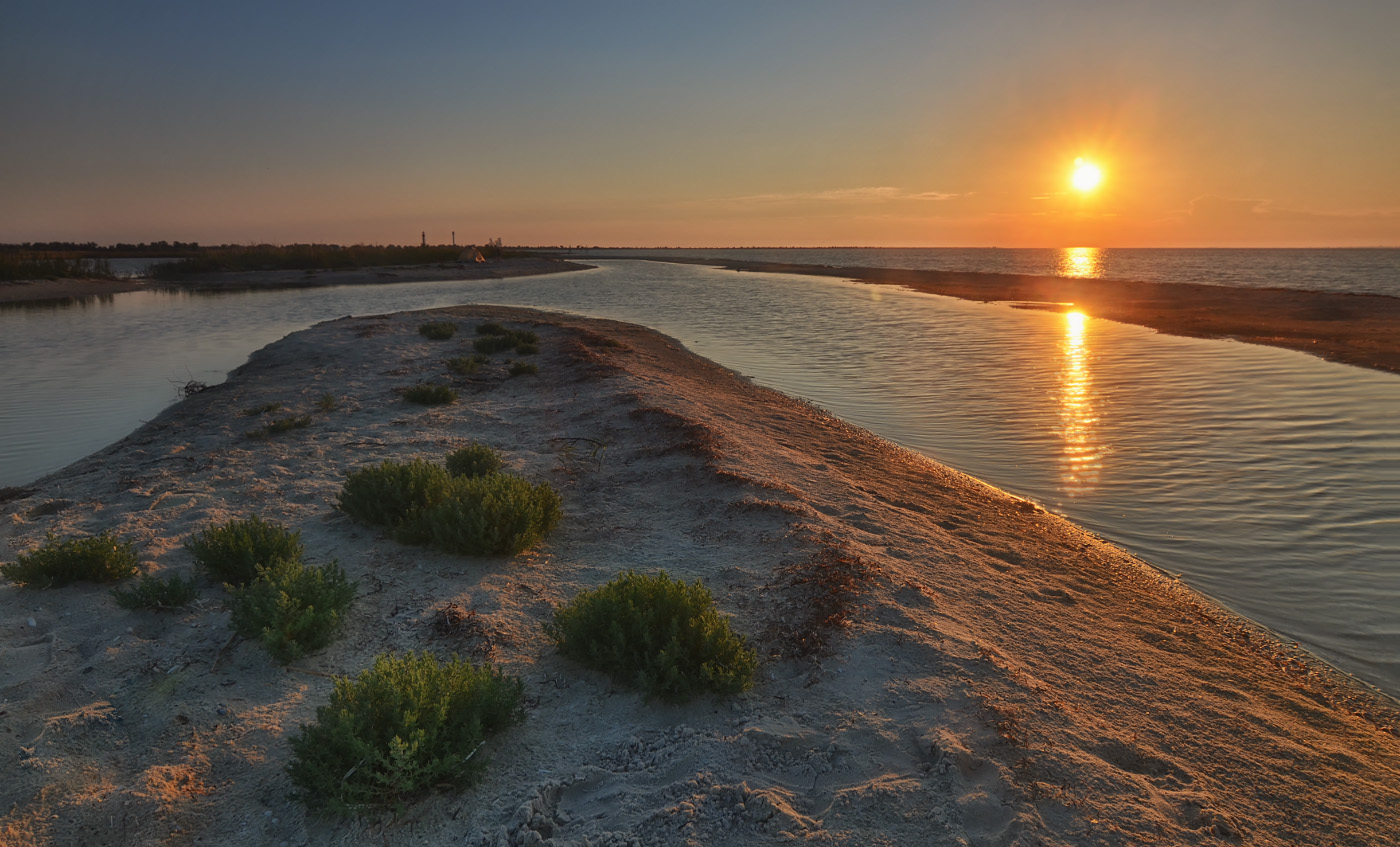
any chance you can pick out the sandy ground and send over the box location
[1,306,1397,847]
[0,259,590,304]
[655,258,1400,376]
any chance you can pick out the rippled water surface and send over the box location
[1,260,1397,698]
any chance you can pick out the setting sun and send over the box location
[1071,158,1103,192]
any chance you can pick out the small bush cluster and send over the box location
[546,570,757,703]
[316,393,339,412]
[508,362,538,377]
[446,354,489,376]
[242,402,282,416]
[474,323,539,355]
[446,442,503,478]
[338,457,560,556]
[112,572,200,610]
[1,531,139,588]
[246,414,313,439]
[229,559,357,663]
[403,383,457,405]
[287,652,524,816]
[418,321,457,340]
[185,515,305,586]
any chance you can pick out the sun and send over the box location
[1071,158,1103,192]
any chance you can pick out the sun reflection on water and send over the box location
[1057,247,1103,279]
[1058,310,1102,495]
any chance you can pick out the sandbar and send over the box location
[660,258,1400,375]
[1,307,1396,845]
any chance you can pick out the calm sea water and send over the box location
[1,256,1397,701]
[569,247,1400,297]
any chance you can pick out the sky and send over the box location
[3,0,1398,248]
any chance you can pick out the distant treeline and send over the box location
[0,253,116,282]
[0,241,202,258]
[147,243,495,279]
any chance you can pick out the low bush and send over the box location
[242,402,282,416]
[316,393,339,412]
[185,515,304,586]
[446,442,503,478]
[228,559,357,663]
[419,474,562,556]
[337,458,560,556]
[112,572,200,610]
[337,460,453,543]
[508,362,538,377]
[1,531,139,588]
[446,355,488,376]
[286,651,524,816]
[546,570,757,703]
[403,383,457,405]
[418,321,457,340]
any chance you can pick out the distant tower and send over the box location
[452,231,456,247]
[421,231,426,248]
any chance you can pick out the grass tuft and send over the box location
[1,531,139,588]
[403,383,457,405]
[508,362,538,377]
[246,415,313,438]
[185,515,305,587]
[112,572,200,611]
[446,355,489,376]
[546,570,757,703]
[241,402,282,416]
[418,321,457,340]
[286,651,523,816]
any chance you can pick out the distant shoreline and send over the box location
[0,257,591,305]
[643,257,1400,376]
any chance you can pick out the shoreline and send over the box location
[646,257,1400,375]
[0,257,591,305]
[2,306,1397,845]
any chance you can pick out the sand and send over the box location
[2,305,1397,846]
[658,258,1400,376]
[0,258,590,305]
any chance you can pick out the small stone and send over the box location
[27,618,37,628]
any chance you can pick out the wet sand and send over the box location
[662,258,1400,375]
[1,306,1396,845]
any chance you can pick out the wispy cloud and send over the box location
[731,186,960,204]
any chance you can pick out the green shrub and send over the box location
[475,322,505,336]
[1,531,139,588]
[514,342,540,355]
[112,572,200,610]
[286,652,524,816]
[419,475,561,556]
[508,362,538,377]
[337,459,560,556]
[403,383,457,405]
[229,559,357,663]
[336,460,453,542]
[185,515,305,586]
[418,321,457,340]
[546,570,757,703]
[446,442,503,478]
[242,402,282,416]
[316,393,339,412]
[446,355,488,376]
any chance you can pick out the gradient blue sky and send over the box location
[3,1,1397,247]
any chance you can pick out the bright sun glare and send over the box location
[1071,158,1102,192]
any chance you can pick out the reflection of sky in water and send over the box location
[1056,246,1103,278]
[1057,311,1102,495]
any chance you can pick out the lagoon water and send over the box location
[1,258,1397,699]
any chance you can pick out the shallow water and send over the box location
[1,260,1397,698]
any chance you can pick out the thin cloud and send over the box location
[732,187,960,204]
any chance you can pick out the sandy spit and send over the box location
[1,306,1397,847]
[649,257,1400,376]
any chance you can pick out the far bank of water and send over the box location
[0,259,1396,700]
